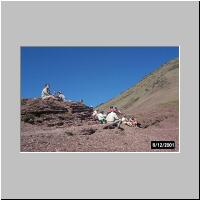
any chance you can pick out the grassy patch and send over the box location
[22,114,35,124]
[167,64,179,72]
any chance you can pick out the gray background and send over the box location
[1,1,199,199]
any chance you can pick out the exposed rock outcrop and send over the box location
[21,98,93,127]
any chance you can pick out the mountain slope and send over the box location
[21,58,179,152]
[97,58,179,117]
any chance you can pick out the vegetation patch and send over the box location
[22,114,35,124]
[168,64,179,72]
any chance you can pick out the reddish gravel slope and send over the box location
[21,99,179,152]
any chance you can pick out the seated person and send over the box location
[102,111,107,119]
[92,109,99,119]
[108,106,114,113]
[97,111,107,124]
[125,116,139,127]
[106,111,122,129]
[130,116,139,127]
[56,91,65,101]
[41,84,56,100]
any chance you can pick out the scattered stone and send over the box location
[103,124,116,129]
[65,131,74,136]
[47,123,55,127]
[56,122,64,126]
[81,128,96,135]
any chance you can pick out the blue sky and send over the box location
[21,47,179,107]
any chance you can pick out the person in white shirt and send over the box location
[59,93,65,101]
[97,111,107,124]
[106,111,122,128]
[41,84,56,100]
[92,109,98,119]
[56,91,65,101]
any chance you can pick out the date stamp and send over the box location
[151,141,175,149]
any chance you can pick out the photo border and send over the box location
[20,46,180,154]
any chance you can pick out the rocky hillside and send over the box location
[97,58,179,122]
[21,98,93,127]
[21,58,179,152]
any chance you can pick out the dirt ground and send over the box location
[21,116,179,152]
